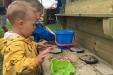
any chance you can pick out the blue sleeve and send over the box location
[32,23,55,42]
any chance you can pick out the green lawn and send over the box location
[0,20,12,37]
[0,30,3,75]
[46,24,62,31]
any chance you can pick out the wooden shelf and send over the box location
[56,13,113,18]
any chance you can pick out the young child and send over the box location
[0,1,52,75]
[16,0,55,43]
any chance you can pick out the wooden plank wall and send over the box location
[65,0,113,14]
[58,0,113,67]
[65,17,113,67]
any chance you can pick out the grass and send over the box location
[0,30,4,75]
[0,20,12,37]
[46,23,62,31]
[0,28,4,38]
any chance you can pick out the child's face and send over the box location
[33,8,42,21]
[20,10,37,37]
[36,12,42,21]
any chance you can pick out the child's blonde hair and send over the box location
[15,0,43,12]
[7,1,34,24]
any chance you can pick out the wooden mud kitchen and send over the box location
[42,0,113,75]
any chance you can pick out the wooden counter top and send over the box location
[42,45,113,75]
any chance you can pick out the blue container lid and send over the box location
[55,29,75,35]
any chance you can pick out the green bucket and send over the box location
[50,58,76,75]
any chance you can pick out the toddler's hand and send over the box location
[35,47,52,65]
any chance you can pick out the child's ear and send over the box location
[15,19,23,26]
[17,19,24,28]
